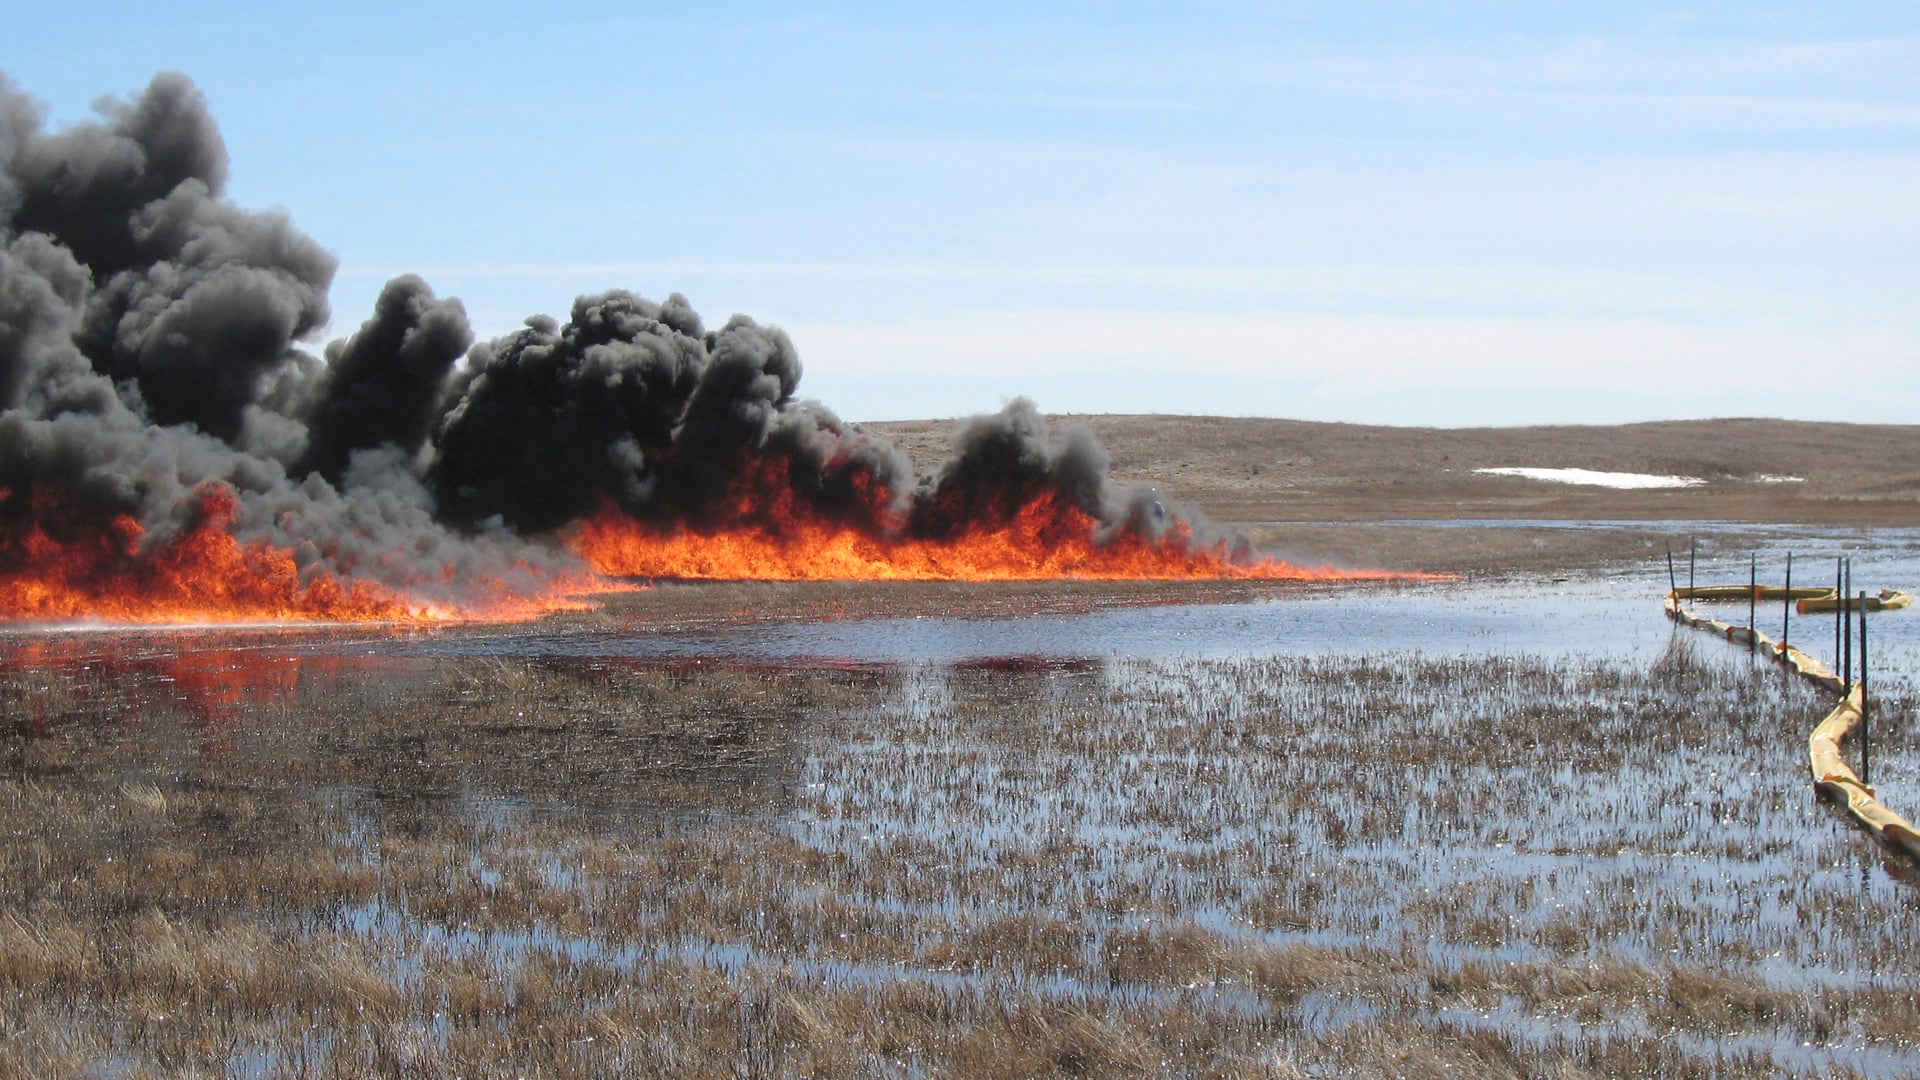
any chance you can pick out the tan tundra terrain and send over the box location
[870,415,1920,574]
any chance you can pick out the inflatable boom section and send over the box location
[1665,585,1919,861]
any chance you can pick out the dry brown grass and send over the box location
[871,414,1920,525]
[1,620,1916,1075]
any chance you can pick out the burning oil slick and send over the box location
[0,71,1344,625]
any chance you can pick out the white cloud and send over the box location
[788,308,1917,404]
[1570,92,1920,131]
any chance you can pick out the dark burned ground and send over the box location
[870,415,1920,575]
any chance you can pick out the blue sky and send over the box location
[8,3,1918,425]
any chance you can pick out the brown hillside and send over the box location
[864,416,1920,574]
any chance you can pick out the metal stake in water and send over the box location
[1842,559,1853,689]
[1748,554,1757,652]
[1834,556,1844,677]
[1666,542,1677,598]
[1689,539,1696,594]
[1782,552,1792,649]
[1860,589,1870,788]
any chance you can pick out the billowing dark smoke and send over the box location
[910,400,1109,537]
[426,293,917,537]
[0,72,570,607]
[0,71,1216,610]
[297,274,470,483]
[9,72,334,443]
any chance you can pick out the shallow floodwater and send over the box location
[10,522,1919,674]
[387,522,1920,671]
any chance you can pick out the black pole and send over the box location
[1860,590,1870,787]
[1782,552,1792,649]
[1835,557,1844,676]
[1842,559,1853,689]
[1666,542,1677,598]
[1689,540,1696,593]
[1748,554,1757,651]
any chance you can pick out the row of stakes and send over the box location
[1666,542,1876,786]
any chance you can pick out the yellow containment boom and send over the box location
[1666,584,1919,860]
[1668,584,1912,615]
[1796,588,1912,615]
[1808,687,1920,860]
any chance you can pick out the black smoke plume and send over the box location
[1,71,1215,610]
[298,274,470,483]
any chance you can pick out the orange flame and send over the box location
[2,462,1435,625]
[0,482,606,625]
[572,494,1415,582]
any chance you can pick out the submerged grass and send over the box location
[1,619,1917,1076]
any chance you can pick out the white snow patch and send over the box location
[1756,474,1805,483]
[1474,467,1706,490]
